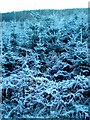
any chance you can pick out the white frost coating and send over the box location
[2,9,89,119]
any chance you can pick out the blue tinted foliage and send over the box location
[1,9,90,119]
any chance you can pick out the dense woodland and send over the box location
[1,9,90,119]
